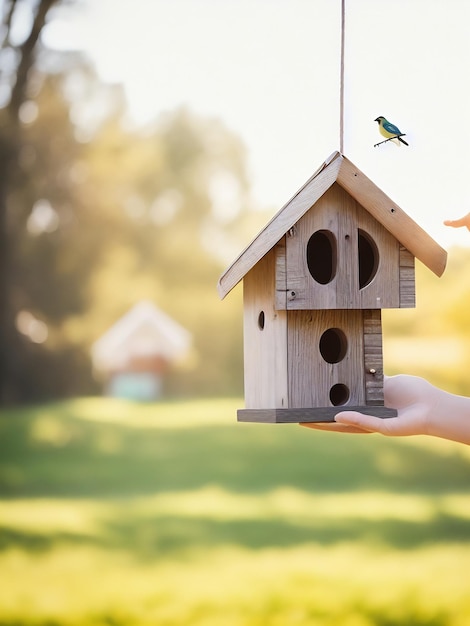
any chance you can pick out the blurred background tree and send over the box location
[0,0,64,402]
[0,0,271,404]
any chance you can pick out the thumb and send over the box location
[335,411,392,434]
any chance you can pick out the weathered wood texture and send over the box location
[238,406,397,423]
[274,236,287,310]
[399,246,416,307]
[363,309,384,405]
[287,309,365,409]
[283,184,401,310]
[243,246,288,409]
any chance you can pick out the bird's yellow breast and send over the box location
[379,125,397,139]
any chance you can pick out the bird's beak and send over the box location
[374,117,379,122]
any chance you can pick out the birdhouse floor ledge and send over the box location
[237,406,397,424]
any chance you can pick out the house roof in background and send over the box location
[92,300,191,372]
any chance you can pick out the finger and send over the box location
[334,411,396,434]
[443,220,463,228]
[443,215,470,230]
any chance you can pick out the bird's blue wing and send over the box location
[383,120,402,135]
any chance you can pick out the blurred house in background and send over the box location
[92,301,191,400]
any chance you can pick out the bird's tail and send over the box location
[398,136,409,146]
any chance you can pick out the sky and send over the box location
[47,0,470,251]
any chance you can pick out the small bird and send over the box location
[374,116,409,146]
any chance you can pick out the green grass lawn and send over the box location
[1,397,470,625]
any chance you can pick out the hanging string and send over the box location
[339,0,345,153]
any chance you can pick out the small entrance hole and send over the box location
[319,328,347,363]
[258,311,265,330]
[329,383,350,406]
[358,229,379,289]
[307,230,337,285]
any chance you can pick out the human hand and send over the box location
[300,375,438,437]
[443,213,470,231]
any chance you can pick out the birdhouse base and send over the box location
[237,406,397,423]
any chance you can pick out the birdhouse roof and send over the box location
[91,300,191,372]
[217,151,447,299]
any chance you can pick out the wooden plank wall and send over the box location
[243,247,289,409]
[284,184,402,311]
[363,309,385,405]
[287,309,365,409]
[399,246,416,308]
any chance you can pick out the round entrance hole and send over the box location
[258,311,265,330]
[358,229,379,289]
[329,383,350,406]
[319,328,347,363]
[306,230,337,285]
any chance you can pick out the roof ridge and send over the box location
[217,151,446,300]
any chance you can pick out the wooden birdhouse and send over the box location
[217,152,447,423]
